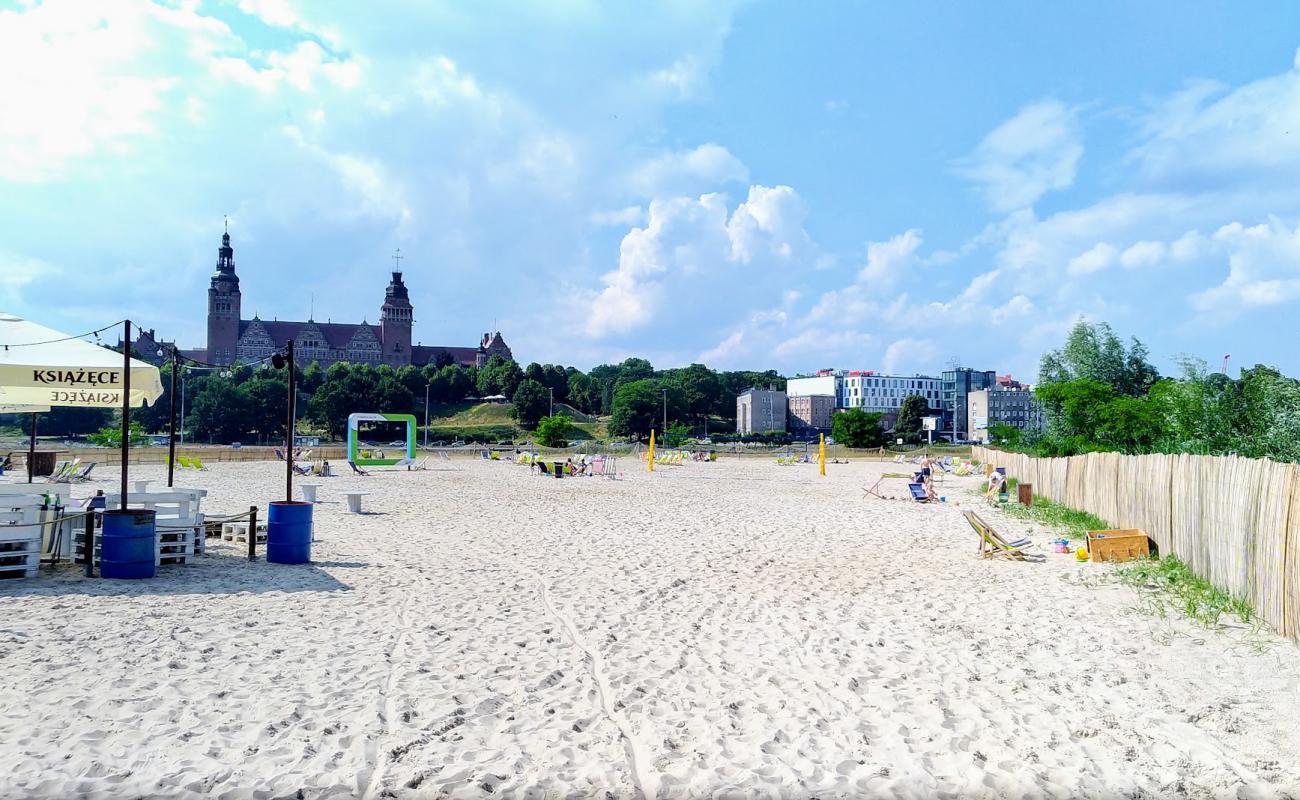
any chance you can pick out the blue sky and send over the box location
[2,1,1299,380]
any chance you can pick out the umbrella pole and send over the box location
[27,412,37,484]
[167,348,178,488]
[121,320,131,508]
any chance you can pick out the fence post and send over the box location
[247,505,258,562]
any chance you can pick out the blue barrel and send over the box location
[267,501,313,564]
[100,509,157,579]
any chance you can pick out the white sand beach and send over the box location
[2,457,1299,799]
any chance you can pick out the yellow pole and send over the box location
[648,429,656,472]
[819,433,826,476]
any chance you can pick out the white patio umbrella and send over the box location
[0,313,162,408]
[0,312,162,497]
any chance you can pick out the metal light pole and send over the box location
[662,389,668,441]
[283,340,295,503]
[423,383,431,448]
[549,387,553,417]
[120,320,131,508]
[167,347,178,487]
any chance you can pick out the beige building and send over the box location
[736,388,787,435]
[789,394,835,433]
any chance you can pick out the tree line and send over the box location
[995,320,1300,463]
[0,354,786,445]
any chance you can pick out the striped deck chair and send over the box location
[963,511,1040,561]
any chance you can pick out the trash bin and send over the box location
[267,501,313,564]
[553,461,564,479]
[100,509,157,579]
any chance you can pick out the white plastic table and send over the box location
[342,491,368,513]
[132,480,152,494]
[300,483,321,503]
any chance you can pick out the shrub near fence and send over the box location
[972,446,1300,643]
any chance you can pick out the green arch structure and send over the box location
[347,412,417,466]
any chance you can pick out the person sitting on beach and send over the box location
[985,472,1005,502]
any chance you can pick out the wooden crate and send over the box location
[1086,528,1150,563]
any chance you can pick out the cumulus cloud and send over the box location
[627,144,748,198]
[956,99,1083,212]
[1067,242,1118,275]
[1119,240,1166,269]
[860,228,923,285]
[881,338,938,375]
[1190,219,1300,312]
[585,185,815,339]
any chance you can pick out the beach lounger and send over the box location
[193,458,209,471]
[908,482,930,502]
[964,511,1040,561]
[536,461,551,476]
[70,462,96,482]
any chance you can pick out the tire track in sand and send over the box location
[360,592,418,799]
[530,570,660,800]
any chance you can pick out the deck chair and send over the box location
[70,462,96,482]
[536,460,550,476]
[192,457,209,471]
[51,458,82,483]
[963,511,1039,560]
[348,461,368,476]
[274,448,287,462]
[907,482,931,502]
[177,456,194,470]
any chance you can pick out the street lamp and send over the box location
[549,387,553,417]
[423,382,431,448]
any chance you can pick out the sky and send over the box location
[3,0,1300,380]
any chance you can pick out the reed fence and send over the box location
[971,447,1300,643]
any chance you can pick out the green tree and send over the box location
[511,379,550,429]
[300,361,325,393]
[831,408,886,448]
[244,376,288,441]
[987,423,1022,448]
[608,379,661,439]
[535,414,574,447]
[87,421,149,448]
[374,376,415,414]
[894,394,928,443]
[189,380,252,442]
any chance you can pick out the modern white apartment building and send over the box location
[786,370,942,413]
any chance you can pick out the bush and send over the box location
[535,415,574,447]
[87,421,149,449]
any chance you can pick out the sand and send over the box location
[1,456,1298,799]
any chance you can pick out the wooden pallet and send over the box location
[0,538,40,579]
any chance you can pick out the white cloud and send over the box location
[589,206,646,227]
[957,99,1083,213]
[1067,242,1118,275]
[628,143,748,198]
[1119,240,1166,269]
[585,186,815,338]
[860,228,923,285]
[1133,52,1300,188]
[1191,219,1300,312]
[881,338,938,375]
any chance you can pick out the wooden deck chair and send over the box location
[963,511,1039,561]
[70,462,96,482]
[193,457,209,471]
[536,460,550,476]
[51,458,81,483]
[907,482,930,502]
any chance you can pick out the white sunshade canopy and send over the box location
[0,312,163,408]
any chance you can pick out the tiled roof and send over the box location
[239,319,374,349]
[411,345,479,366]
